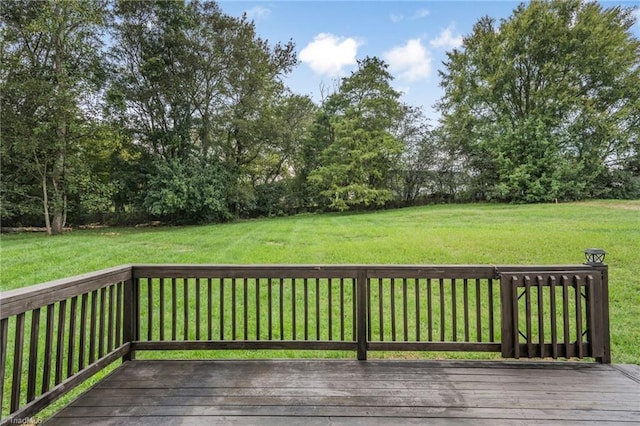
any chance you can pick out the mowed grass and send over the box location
[1,200,639,363]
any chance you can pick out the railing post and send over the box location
[499,270,515,358]
[584,249,611,364]
[596,264,611,364]
[122,277,136,361]
[356,269,368,360]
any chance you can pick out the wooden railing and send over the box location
[0,263,610,424]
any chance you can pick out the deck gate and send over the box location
[500,270,609,363]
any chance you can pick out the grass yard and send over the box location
[1,200,639,364]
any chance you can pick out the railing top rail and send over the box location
[0,263,604,319]
[132,263,599,278]
[0,265,133,319]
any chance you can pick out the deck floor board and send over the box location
[44,360,640,425]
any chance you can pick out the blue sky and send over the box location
[218,1,640,121]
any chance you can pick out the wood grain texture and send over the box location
[44,359,640,425]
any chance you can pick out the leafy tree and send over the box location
[1,0,107,233]
[109,0,298,221]
[214,18,297,216]
[143,156,230,224]
[437,0,640,202]
[295,108,334,209]
[390,106,435,204]
[308,57,405,211]
[248,93,316,216]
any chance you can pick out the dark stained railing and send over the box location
[0,266,132,425]
[0,262,610,425]
[131,266,361,354]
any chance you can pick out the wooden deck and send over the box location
[44,359,640,425]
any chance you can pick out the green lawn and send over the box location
[1,200,639,364]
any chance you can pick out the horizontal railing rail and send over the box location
[0,262,610,425]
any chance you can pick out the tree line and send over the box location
[2,0,638,234]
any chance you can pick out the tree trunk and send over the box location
[51,12,68,236]
[42,172,52,236]
[51,211,64,235]
[50,160,66,235]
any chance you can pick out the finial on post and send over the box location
[584,248,606,265]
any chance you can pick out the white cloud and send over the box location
[300,33,361,76]
[412,8,430,20]
[390,8,430,23]
[429,25,463,50]
[383,38,432,82]
[245,6,270,21]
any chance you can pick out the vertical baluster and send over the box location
[27,308,40,402]
[159,278,165,341]
[42,303,56,393]
[78,294,88,370]
[303,278,309,340]
[488,279,495,342]
[147,279,153,341]
[524,277,532,357]
[55,300,67,385]
[356,271,368,360]
[207,278,213,341]
[134,279,141,342]
[390,279,396,341]
[107,286,114,352]
[255,278,261,340]
[183,278,189,340]
[0,318,8,416]
[402,278,408,342]
[116,282,123,347]
[427,279,433,341]
[171,278,177,341]
[463,279,469,342]
[268,278,273,341]
[562,276,570,357]
[537,276,545,357]
[575,275,584,358]
[549,276,558,359]
[415,278,420,342]
[291,279,297,340]
[98,288,106,358]
[279,278,284,340]
[352,278,357,341]
[11,313,25,412]
[315,279,321,340]
[68,297,78,377]
[512,278,520,359]
[366,278,371,342]
[196,278,201,341]
[231,278,237,341]
[219,278,225,340]
[340,278,346,341]
[451,279,457,342]
[243,278,248,341]
[328,279,333,341]
[439,279,445,341]
[475,279,482,342]
[378,279,384,342]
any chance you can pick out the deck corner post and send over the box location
[356,269,368,361]
[499,273,515,358]
[595,264,611,364]
[122,276,136,361]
